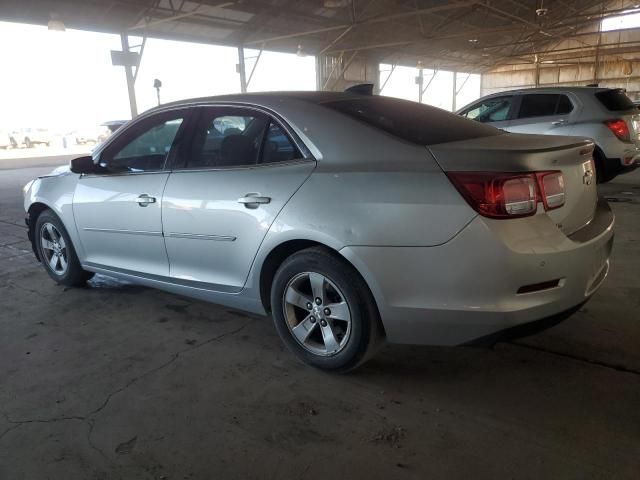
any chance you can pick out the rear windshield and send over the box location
[595,89,636,111]
[322,96,502,145]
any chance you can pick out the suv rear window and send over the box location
[595,89,635,111]
[322,96,502,145]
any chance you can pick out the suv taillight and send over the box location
[604,118,631,142]
[447,171,565,219]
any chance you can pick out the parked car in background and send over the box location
[23,91,614,371]
[458,87,640,182]
[11,128,53,148]
[0,130,13,149]
[73,125,110,145]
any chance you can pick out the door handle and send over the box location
[238,193,271,208]
[552,119,567,126]
[136,194,156,207]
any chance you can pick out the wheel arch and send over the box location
[26,201,53,261]
[258,239,385,337]
[592,144,619,183]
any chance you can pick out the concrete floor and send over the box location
[1,156,639,480]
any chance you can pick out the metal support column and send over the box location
[121,33,138,118]
[417,67,424,104]
[238,46,247,93]
[316,55,324,91]
[452,71,457,112]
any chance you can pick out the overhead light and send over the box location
[468,38,478,43]
[296,44,306,57]
[536,0,548,17]
[48,14,65,32]
[416,60,423,69]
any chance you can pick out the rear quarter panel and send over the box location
[243,121,478,293]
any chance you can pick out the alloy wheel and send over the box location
[282,272,352,356]
[40,222,68,276]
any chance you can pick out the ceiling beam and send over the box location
[243,0,477,45]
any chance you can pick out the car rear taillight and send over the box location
[537,171,565,210]
[604,118,631,142]
[447,171,565,219]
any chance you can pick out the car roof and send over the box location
[148,91,368,113]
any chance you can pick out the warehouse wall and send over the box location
[482,24,640,100]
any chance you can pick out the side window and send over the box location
[518,94,562,119]
[261,121,301,164]
[557,95,574,114]
[463,96,512,123]
[101,115,184,172]
[186,109,268,168]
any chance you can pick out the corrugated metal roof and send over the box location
[0,0,630,71]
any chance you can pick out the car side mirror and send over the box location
[70,156,98,174]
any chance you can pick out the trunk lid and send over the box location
[429,133,597,235]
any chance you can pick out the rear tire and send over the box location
[270,247,383,372]
[35,210,94,287]
[594,149,618,183]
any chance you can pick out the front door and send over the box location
[458,95,514,130]
[162,106,315,292]
[73,110,189,276]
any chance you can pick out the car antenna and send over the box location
[345,83,374,95]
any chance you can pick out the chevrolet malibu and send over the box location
[23,90,614,371]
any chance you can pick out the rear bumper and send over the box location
[463,301,586,346]
[340,198,614,346]
[597,133,640,167]
[608,152,640,168]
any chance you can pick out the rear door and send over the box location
[507,93,575,135]
[458,95,514,130]
[162,106,316,292]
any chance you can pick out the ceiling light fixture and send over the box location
[536,0,548,16]
[296,44,306,57]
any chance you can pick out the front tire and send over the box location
[35,210,94,286]
[270,247,382,372]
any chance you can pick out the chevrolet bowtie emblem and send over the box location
[583,169,594,185]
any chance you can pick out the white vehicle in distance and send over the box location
[458,87,640,182]
[0,130,13,149]
[11,128,53,148]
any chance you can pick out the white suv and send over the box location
[458,87,640,182]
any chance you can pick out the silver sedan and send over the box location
[23,90,614,371]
